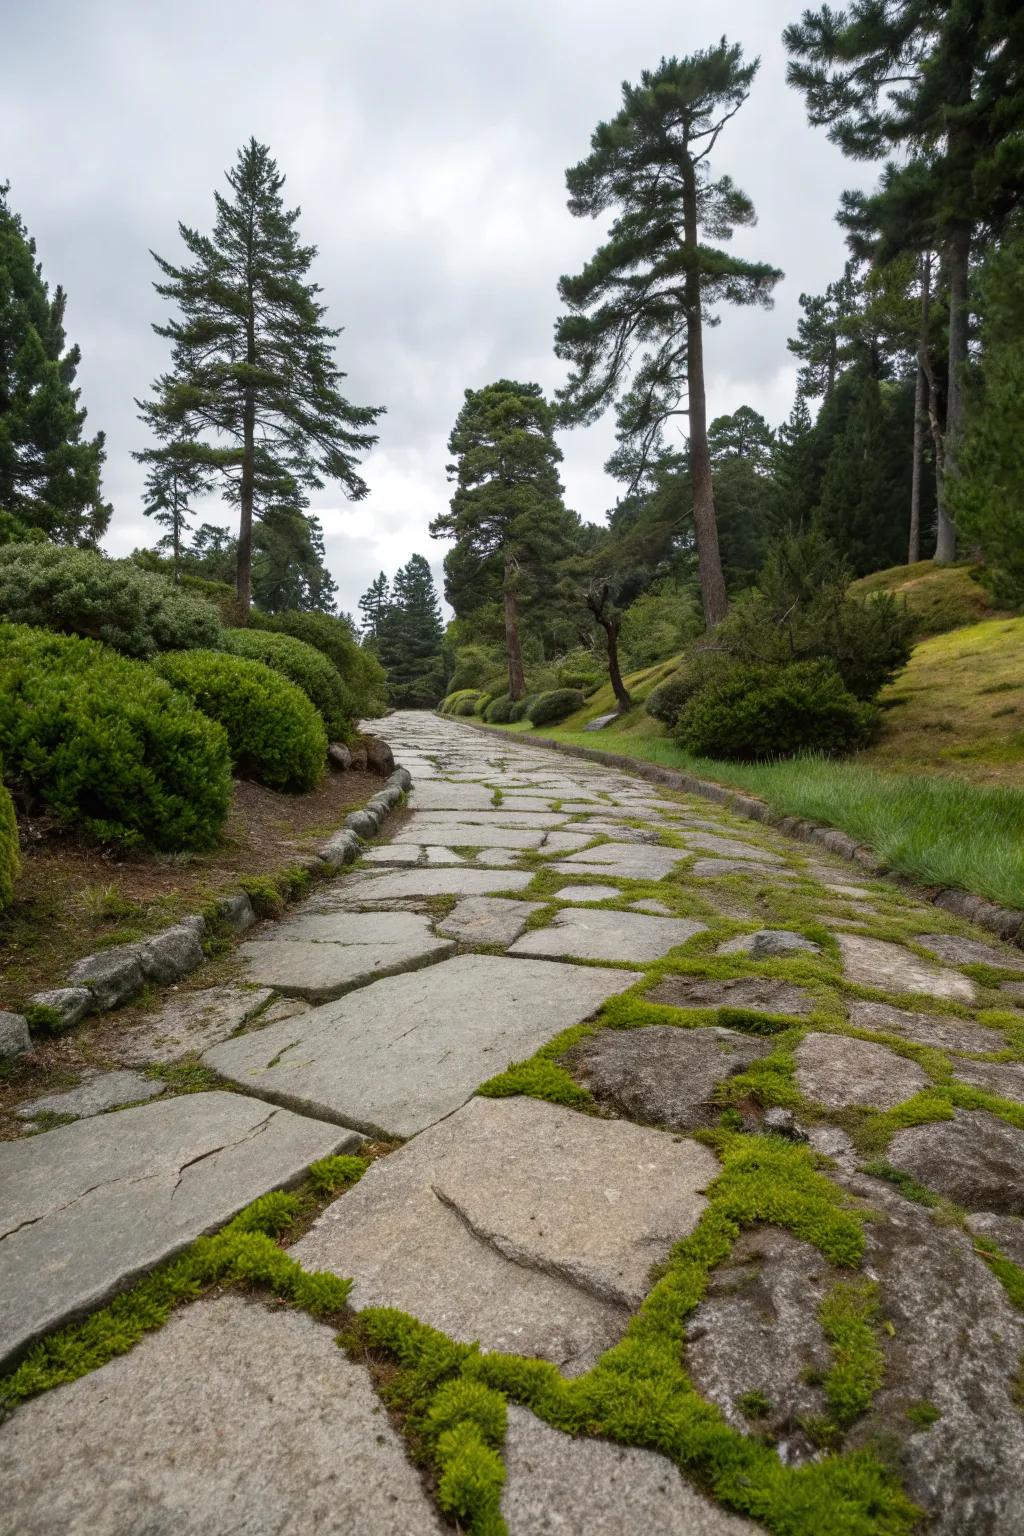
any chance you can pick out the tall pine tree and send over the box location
[0,183,110,544]
[379,554,445,707]
[554,44,783,628]
[138,139,384,612]
[138,430,211,575]
[358,571,392,641]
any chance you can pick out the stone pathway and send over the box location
[3,709,1024,1533]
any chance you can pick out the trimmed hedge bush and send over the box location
[0,763,19,911]
[676,661,877,761]
[0,625,232,849]
[451,693,482,716]
[248,610,388,718]
[483,694,516,723]
[0,543,224,658]
[526,689,586,727]
[224,629,352,739]
[153,650,327,793]
[508,696,534,722]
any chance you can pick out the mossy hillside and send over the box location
[848,561,997,637]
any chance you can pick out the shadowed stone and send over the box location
[0,1011,31,1062]
[0,1296,444,1536]
[293,1096,717,1371]
[569,1026,772,1131]
[554,883,622,902]
[238,911,455,1000]
[14,1070,165,1122]
[204,955,640,1138]
[647,975,812,1017]
[318,828,361,868]
[846,998,1005,1054]
[795,1033,928,1110]
[26,987,92,1030]
[951,1056,1024,1102]
[502,1407,764,1535]
[510,907,705,964]
[214,890,256,934]
[886,1110,1024,1214]
[116,985,274,1065]
[330,867,535,904]
[68,946,145,1011]
[836,933,976,1002]
[438,896,544,946]
[690,858,797,881]
[913,933,1024,972]
[0,1092,355,1367]
[718,930,820,959]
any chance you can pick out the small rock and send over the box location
[630,898,673,915]
[215,891,256,935]
[68,945,146,1011]
[344,809,379,840]
[0,1011,32,1062]
[582,713,619,732]
[763,1107,806,1140]
[886,1110,1024,1215]
[26,987,92,1031]
[913,932,1024,972]
[137,921,206,985]
[360,734,395,776]
[794,1032,928,1111]
[15,1070,165,1122]
[348,744,368,771]
[327,741,352,771]
[318,829,361,868]
[718,929,820,959]
[553,883,622,903]
[387,766,412,791]
[647,975,812,1017]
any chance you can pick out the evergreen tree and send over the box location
[708,406,775,470]
[251,506,338,613]
[787,266,859,402]
[138,139,384,612]
[184,522,237,584]
[379,554,446,707]
[358,571,392,641]
[554,44,783,629]
[137,431,211,575]
[0,183,110,544]
[431,380,572,700]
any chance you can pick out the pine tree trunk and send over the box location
[909,363,925,564]
[503,560,526,700]
[936,227,969,563]
[601,617,632,712]
[236,388,255,616]
[682,168,729,630]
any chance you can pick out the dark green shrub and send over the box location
[484,694,516,723]
[508,696,534,722]
[152,650,326,792]
[224,629,352,739]
[676,661,876,761]
[0,763,19,910]
[0,625,231,849]
[473,693,494,716]
[452,693,482,716]
[248,610,389,717]
[447,643,504,694]
[0,543,224,658]
[526,689,586,727]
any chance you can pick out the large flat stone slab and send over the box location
[569,1025,772,1131]
[437,896,544,946]
[648,975,813,1016]
[116,985,276,1064]
[393,820,546,848]
[510,907,705,964]
[502,1406,764,1534]
[551,843,686,881]
[680,832,785,864]
[913,933,1024,972]
[0,1296,443,1535]
[846,998,1005,1054]
[836,933,976,1002]
[794,1032,929,1110]
[14,1070,165,1122]
[238,911,455,1000]
[328,867,535,904]
[0,1092,354,1367]
[204,955,640,1138]
[408,780,502,810]
[886,1110,1024,1215]
[293,1096,718,1371]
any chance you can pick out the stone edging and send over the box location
[462,719,1024,952]
[0,764,414,1058]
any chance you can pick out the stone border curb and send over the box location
[461,719,1024,953]
[0,764,413,1061]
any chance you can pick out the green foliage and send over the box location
[248,608,388,718]
[0,542,224,658]
[23,1002,67,1036]
[377,554,446,707]
[152,649,326,793]
[0,183,110,544]
[223,627,352,739]
[677,661,877,761]
[645,662,714,728]
[905,1399,941,1430]
[526,689,586,727]
[819,1280,885,1430]
[446,643,505,695]
[508,696,533,722]
[484,694,516,723]
[0,624,231,849]
[0,761,18,911]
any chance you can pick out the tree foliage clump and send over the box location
[0,763,19,912]
[375,553,446,707]
[0,625,232,849]
[223,627,353,739]
[677,660,877,760]
[526,689,586,727]
[0,542,224,658]
[0,184,111,545]
[152,650,326,793]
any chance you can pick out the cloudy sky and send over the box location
[3,0,871,619]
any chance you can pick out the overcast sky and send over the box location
[3,0,871,619]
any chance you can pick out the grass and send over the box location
[849,560,998,636]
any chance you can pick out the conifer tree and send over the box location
[252,506,338,613]
[0,183,110,544]
[378,554,445,706]
[554,44,782,629]
[358,571,392,641]
[138,139,384,612]
[432,380,572,700]
[137,431,211,575]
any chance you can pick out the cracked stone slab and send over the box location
[327,867,535,904]
[473,847,526,867]
[551,843,686,881]
[293,1096,717,1372]
[836,933,976,1002]
[238,911,456,1000]
[392,820,547,849]
[913,933,1024,972]
[886,1110,1024,1215]
[204,955,640,1138]
[14,1070,165,1122]
[690,858,798,881]
[647,975,813,1016]
[0,1092,355,1368]
[966,1211,1024,1267]
[115,985,274,1064]
[794,1032,929,1110]
[680,832,785,864]
[846,998,1005,1054]
[553,882,623,902]
[0,1295,443,1536]
[502,1406,764,1535]
[568,1025,772,1132]
[537,829,599,854]
[510,907,705,964]
[408,780,503,810]
[437,896,544,946]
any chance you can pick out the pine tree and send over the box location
[707,406,775,469]
[358,571,392,641]
[554,44,783,629]
[137,431,211,575]
[379,554,445,707]
[787,266,860,402]
[138,139,384,612]
[0,183,110,544]
[431,380,573,700]
[252,506,338,613]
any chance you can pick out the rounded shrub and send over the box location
[451,692,482,716]
[248,610,389,718]
[676,661,877,761]
[223,628,352,739]
[473,693,494,716]
[152,650,327,793]
[0,764,19,911]
[0,543,224,658]
[526,689,586,727]
[508,696,534,723]
[0,625,232,849]
[484,694,516,723]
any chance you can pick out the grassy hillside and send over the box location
[849,560,997,635]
